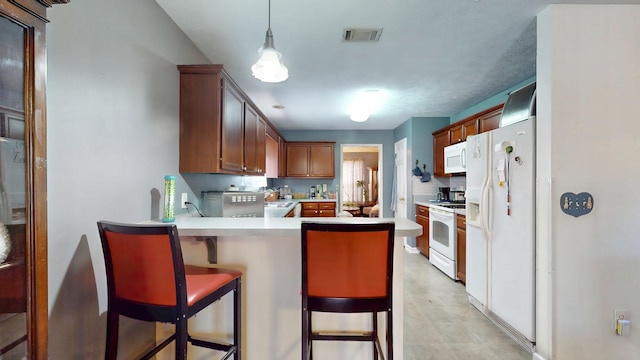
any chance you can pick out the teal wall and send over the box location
[394,116,450,247]
[407,117,450,175]
[450,76,536,123]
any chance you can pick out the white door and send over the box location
[394,139,409,246]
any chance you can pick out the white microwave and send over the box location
[444,141,467,174]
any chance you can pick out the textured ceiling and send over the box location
[156,0,640,130]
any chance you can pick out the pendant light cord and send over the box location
[268,0,271,30]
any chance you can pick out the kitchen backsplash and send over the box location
[412,175,466,196]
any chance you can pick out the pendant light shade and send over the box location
[251,0,288,83]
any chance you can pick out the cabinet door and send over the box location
[462,118,479,140]
[286,144,310,177]
[456,215,467,284]
[479,107,502,133]
[450,125,464,144]
[415,205,430,257]
[309,143,334,178]
[243,104,258,173]
[221,83,244,172]
[265,134,279,178]
[318,202,336,217]
[256,119,266,174]
[433,131,450,177]
[278,137,287,177]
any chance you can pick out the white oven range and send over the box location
[428,204,460,280]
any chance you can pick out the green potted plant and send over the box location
[356,180,368,203]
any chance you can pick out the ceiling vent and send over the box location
[342,28,383,42]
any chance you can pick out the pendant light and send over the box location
[251,0,289,83]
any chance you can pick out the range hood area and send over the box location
[499,82,536,127]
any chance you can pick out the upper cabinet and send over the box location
[285,142,335,178]
[178,64,274,175]
[433,131,450,177]
[432,104,504,178]
[478,106,502,133]
[220,82,244,172]
[242,104,266,174]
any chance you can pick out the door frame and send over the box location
[339,144,383,217]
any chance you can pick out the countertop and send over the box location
[415,200,467,216]
[164,215,422,238]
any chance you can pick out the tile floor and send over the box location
[403,251,532,360]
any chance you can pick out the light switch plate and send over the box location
[560,192,594,217]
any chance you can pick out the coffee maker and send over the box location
[437,187,450,202]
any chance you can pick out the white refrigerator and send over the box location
[465,117,536,346]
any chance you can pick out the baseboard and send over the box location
[532,353,547,360]
[404,245,420,254]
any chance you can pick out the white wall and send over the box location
[537,5,640,359]
[46,0,209,357]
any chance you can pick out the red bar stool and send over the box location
[301,222,395,360]
[97,221,241,360]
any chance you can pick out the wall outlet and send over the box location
[181,193,188,209]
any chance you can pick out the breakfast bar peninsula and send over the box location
[156,216,421,360]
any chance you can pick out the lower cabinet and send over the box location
[415,205,429,258]
[301,202,336,217]
[456,214,466,284]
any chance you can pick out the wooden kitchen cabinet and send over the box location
[450,117,478,144]
[415,205,430,258]
[432,131,450,177]
[257,119,266,173]
[285,142,335,178]
[456,214,467,284]
[265,133,279,178]
[450,125,464,144]
[178,64,274,174]
[278,136,287,177]
[462,117,479,140]
[479,106,503,133]
[432,104,504,178]
[243,104,266,174]
[301,202,336,217]
[221,83,245,172]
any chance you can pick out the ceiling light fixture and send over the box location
[350,90,384,122]
[251,0,288,83]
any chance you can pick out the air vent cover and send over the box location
[342,28,383,42]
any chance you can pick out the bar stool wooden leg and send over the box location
[373,312,379,360]
[105,311,119,360]
[387,309,393,360]
[176,317,188,359]
[234,278,242,359]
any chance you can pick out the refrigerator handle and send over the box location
[480,176,492,242]
[461,148,466,169]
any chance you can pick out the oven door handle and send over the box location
[428,208,454,218]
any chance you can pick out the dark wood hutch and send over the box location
[0,0,68,358]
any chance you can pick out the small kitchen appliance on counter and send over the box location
[450,190,465,203]
[436,187,450,202]
[201,191,264,217]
